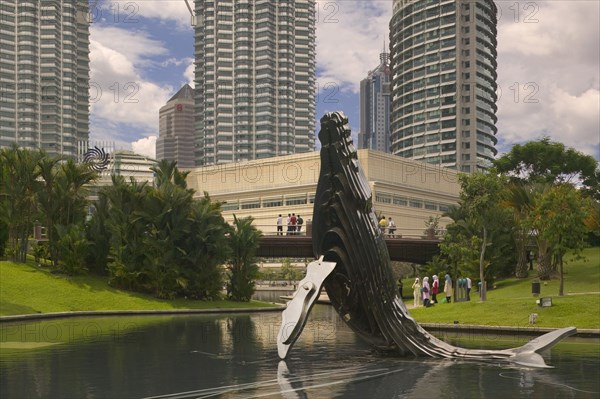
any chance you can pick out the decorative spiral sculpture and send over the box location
[83,146,110,172]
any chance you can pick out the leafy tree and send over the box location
[501,182,535,278]
[181,193,231,299]
[281,258,304,284]
[36,154,63,267]
[56,224,89,275]
[85,193,111,275]
[493,137,599,199]
[37,157,97,270]
[0,146,42,262]
[529,185,590,294]
[456,172,510,301]
[585,200,600,246]
[58,159,98,226]
[151,159,190,189]
[103,176,150,290]
[0,220,8,258]
[227,215,262,301]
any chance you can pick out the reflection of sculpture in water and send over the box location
[277,111,575,368]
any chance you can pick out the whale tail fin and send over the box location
[506,327,577,368]
[277,257,337,359]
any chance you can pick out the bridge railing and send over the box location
[249,222,445,240]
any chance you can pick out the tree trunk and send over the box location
[537,246,552,280]
[514,233,528,278]
[479,227,487,301]
[558,253,564,296]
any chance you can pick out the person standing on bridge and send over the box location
[276,214,283,236]
[296,215,304,234]
[388,217,396,238]
[379,216,388,235]
[290,213,297,235]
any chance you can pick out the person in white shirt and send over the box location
[466,277,472,301]
[388,217,396,237]
[276,214,283,236]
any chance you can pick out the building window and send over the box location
[375,193,392,204]
[241,201,260,209]
[409,199,423,208]
[222,203,239,211]
[263,200,283,208]
[286,197,307,206]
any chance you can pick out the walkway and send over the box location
[257,236,440,264]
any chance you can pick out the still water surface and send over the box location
[1,304,599,399]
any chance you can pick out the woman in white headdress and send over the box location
[411,277,421,307]
[422,276,431,307]
[431,275,439,304]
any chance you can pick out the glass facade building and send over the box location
[156,84,195,169]
[0,1,90,158]
[358,51,392,153]
[389,0,497,172]
[193,0,316,166]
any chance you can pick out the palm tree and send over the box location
[502,182,534,278]
[182,194,231,299]
[227,215,262,301]
[151,159,190,189]
[36,154,63,268]
[0,146,42,262]
[525,183,555,280]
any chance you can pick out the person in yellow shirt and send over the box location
[379,216,388,234]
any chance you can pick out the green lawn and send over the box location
[1,248,599,329]
[408,247,600,329]
[0,261,279,316]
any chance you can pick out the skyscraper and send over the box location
[193,0,316,166]
[389,0,498,172]
[0,1,90,158]
[358,49,392,152]
[156,84,195,168]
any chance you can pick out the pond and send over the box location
[1,305,599,398]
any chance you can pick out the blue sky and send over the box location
[88,0,600,160]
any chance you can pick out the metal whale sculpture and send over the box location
[277,111,576,368]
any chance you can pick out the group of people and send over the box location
[276,213,304,236]
[411,274,469,308]
[378,216,397,237]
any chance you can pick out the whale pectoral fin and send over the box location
[507,326,577,368]
[277,257,337,359]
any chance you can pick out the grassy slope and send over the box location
[1,248,598,329]
[0,261,278,316]
[409,247,600,329]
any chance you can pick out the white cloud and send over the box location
[496,1,600,157]
[131,135,157,159]
[89,25,173,141]
[316,0,392,94]
[86,1,599,160]
[93,1,193,29]
[183,58,195,88]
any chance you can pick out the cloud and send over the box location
[86,1,599,161]
[496,1,600,157]
[89,25,173,142]
[92,1,193,29]
[131,135,157,159]
[183,58,195,87]
[315,0,392,94]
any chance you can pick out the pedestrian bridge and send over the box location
[256,236,440,264]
